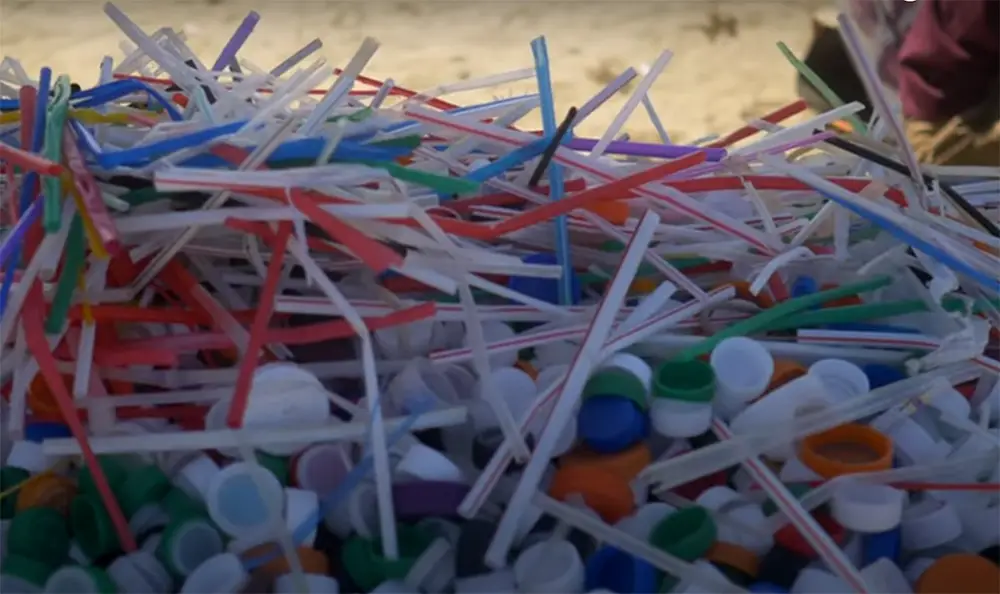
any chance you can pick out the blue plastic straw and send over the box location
[530,36,574,306]
[461,136,552,184]
[0,201,41,270]
[0,68,51,318]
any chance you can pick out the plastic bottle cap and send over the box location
[799,423,893,479]
[70,496,119,561]
[831,483,905,533]
[157,517,224,577]
[508,252,582,306]
[513,539,585,593]
[173,454,221,504]
[107,551,172,594]
[759,360,808,396]
[386,360,461,416]
[129,504,170,546]
[205,461,284,539]
[615,502,676,541]
[548,464,636,524]
[241,365,331,456]
[1,466,31,519]
[43,566,116,594]
[9,507,70,566]
[119,465,172,519]
[514,360,539,381]
[790,276,818,299]
[577,395,648,454]
[15,473,76,515]
[284,487,319,546]
[342,524,434,592]
[916,554,1000,593]
[582,367,650,411]
[293,442,351,496]
[394,442,464,484]
[861,527,902,567]
[706,542,759,580]
[584,545,658,593]
[807,359,871,401]
[653,360,716,403]
[860,557,910,593]
[254,452,290,487]
[77,457,131,501]
[246,544,329,580]
[671,559,730,594]
[710,337,775,405]
[862,364,907,390]
[179,552,248,593]
[560,442,652,483]
[901,498,963,551]
[160,487,206,522]
[273,573,341,594]
[649,506,718,562]
[453,569,516,594]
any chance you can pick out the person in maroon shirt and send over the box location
[897,0,999,166]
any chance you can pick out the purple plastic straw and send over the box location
[567,137,726,161]
[0,199,41,269]
[211,11,261,71]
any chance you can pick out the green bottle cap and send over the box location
[0,467,30,519]
[156,517,224,578]
[653,360,716,403]
[118,466,171,519]
[159,488,205,522]
[255,452,289,487]
[7,507,70,566]
[582,368,650,410]
[649,506,717,562]
[70,496,120,561]
[0,554,56,589]
[45,565,118,593]
[342,524,434,591]
[77,457,130,501]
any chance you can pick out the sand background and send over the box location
[1,0,831,143]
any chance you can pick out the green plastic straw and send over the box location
[776,41,867,134]
[671,275,893,361]
[42,75,72,232]
[354,160,480,196]
[369,135,422,151]
[45,215,86,334]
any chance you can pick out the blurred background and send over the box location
[0,0,832,143]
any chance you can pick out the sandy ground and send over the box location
[0,0,829,143]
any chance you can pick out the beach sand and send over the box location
[1,0,829,143]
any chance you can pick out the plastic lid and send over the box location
[706,542,759,579]
[710,337,774,402]
[582,369,649,411]
[157,517,224,577]
[653,360,716,403]
[649,506,717,562]
[15,473,76,516]
[916,554,1000,593]
[559,442,652,482]
[790,276,818,299]
[292,442,351,495]
[548,464,635,524]
[862,364,907,390]
[513,540,584,593]
[179,552,248,593]
[831,483,905,534]
[799,423,893,479]
[1,467,31,519]
[808,359,870,401]
[44,565,117,594]
[616,502,675,541]
[8,507,70,566]
[245,544,329,579]
[583,546,658,594]
[341,524,434,592]
[205,461,284,539]
[762,360,807,395]
[24,422,72,443]
[77,457,131,501]
[2,554,56,587]
[577,395,648,454]
[507,252,582,306]
[160,487,206,522]
[254,452,290,487]
[119,465,172,518]
[70,496,120,561]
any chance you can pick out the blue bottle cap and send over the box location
[507,253,582,305]
[862,527,901,566]
[861,364,907,390]
[577,395,647,454]
[790,276,818,299]
[584,546,658,593]
[24,422,72,443]
[748,582,789,593]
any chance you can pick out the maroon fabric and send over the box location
[897,0,1000,121]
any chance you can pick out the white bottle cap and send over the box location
[274,574,341,594]
[394,442,464,483]
[44,566,108,593]
[6,440,49,474]
[808,359,870,401]
[179,553,248,593]
[513,540,585,593]
[453,569,517,594]
[615,502,675,541]
[791,567,849,593]
[241,364,331,456]
[730,373,830,461]
[710,337,774,414]
[284,488,319,547]
[534,339,579,368]
[161,519,225,578]
[831,483,906,533]
[860,558,912,594]
[173,454,221,503]
[877,415,950,466]
[294,442,352,496]
[108,552,172,594]
[901,498,963,551]
[206,461,285,539]
[650,398,712,438]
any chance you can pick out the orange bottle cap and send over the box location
[799,423,893,479]
[548,464,636,524]
[514,360,539,381]
[706,542,759,579]
[245,544,329,578]
[559,442,652,482]
[15,473,77,515]
[916,553,1000,593]
[762,360,808,395]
